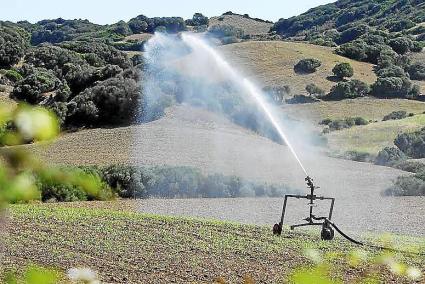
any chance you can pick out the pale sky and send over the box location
[1,0,334,24]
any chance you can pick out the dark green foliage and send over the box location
[3,69,23,83]
[207,24,244,39]
[337,24,369,44]
[67,75,139,125]
[0,25,29,68]
[394,127,425,158]
[186,13,209,26]
[407,62,425,80]
[375,146,407,166]
[25,45,86,76]
[386,19,415,32]
[286,95,319,104]
[332,62,354,80]
[376,66,406,78]
[388,37,414,54]
[335,41,368,61]
[325,79,370,100]
[384,175,425,196]
[371,76,419,99]
[393,160,425,173]
[101,165,145,198]
[11,68,68,104]
[305,83,325,96]
[294,58,322,74]
[320,116,368,131]
[111,21,131,36]
[58,41,131,69]
[128,17,148,34]
[382,110,408,121]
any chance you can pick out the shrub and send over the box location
[11,68,68,104]
[407,62,425,80]
[294,58,322,74]
[337,24,369,44]
[371,76,418,99]
[286,95,319,104]
[383,175,425,196]
[320,116,368,131]
[376,66,406,78]
[394,127,425,158]
[101,165,145,198]
[128,16,148,34]
[4,69,23,83]
[382,110,408,121]
[393,160,425,173]
[207,24,244,38]
[0,25,28,68]
[67,76,140,125]
[325,79,370,100]
[388,37,414,54]
[305,83,325,96]
[332,62,354,80]
[341,150,373,163]
[375,146,407,166]
[335,41,367,61]
[186,13,209,26]
[263,85,291,104]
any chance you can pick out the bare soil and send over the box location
[23,105,425,236]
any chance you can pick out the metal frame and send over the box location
[279,176,335,230]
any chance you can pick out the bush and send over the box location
[336,24,369,44]
[4,69,23,83]
[371,76,418,99]
[186,13,209,26]
[0,25,28,68]
[294,58,322,74]
[382,110,408,121]
[263,85,291,104]
[332,62,354,80]
[341,150,373,163]
[128,16,148,34]
[394,127,425,158]
[407,62,425,80]
[393,160,425,173]
[335,41,367,61]
[11,68,68,104]
[305,83,325,96]
[67,76,140,125]
[320,116,368,131]
[286,95,319,104]
[375,146,407,166]
[376,66,406,78]
[325,79,370,100]
[383,175,425,196]
[207,24,244,38]
[388,37,414,54]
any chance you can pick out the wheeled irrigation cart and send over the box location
[273,176,336,240]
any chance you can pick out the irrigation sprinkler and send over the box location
[273,176,336,240]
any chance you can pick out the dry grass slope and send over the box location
[327,114,425,155]
[209,14,272,36]
[219,41,376,94]
[281,98,425,123]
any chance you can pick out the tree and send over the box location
[332,63,354,80]
[375,147,407,166]
[326,79,370,100]
[294,58,322,74]
[394,127,425,159]
[371,76,418,99]
[0,26,28,68]
[187,13,209,26]
[389,37,413,55]
[407,62,425,81]
[305,83,325,96]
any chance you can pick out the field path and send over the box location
[26,105,425,236]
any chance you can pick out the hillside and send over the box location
[209,13,273,36]
[22,105,425,234]
[219,41,376,94]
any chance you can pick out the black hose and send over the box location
[325,219,425,256]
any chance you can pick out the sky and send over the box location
[1,0,334,24]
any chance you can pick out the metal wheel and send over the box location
[273,223,282,235]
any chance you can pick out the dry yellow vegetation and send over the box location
[209,14,272,36]
[219,41,377,94]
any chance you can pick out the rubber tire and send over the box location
[321,226,334,241]
[273,223,282,236]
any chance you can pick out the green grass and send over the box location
[327,114,425,155]
[2,203,424,283]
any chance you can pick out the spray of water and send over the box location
[181,33,308,176]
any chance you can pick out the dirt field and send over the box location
[22,105,425,236]
[209,14,273,36]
